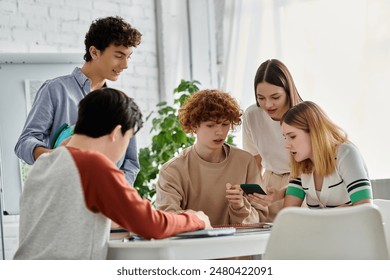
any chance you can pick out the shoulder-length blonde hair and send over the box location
[281,101,349,177]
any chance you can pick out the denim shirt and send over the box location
[14,67,140,185]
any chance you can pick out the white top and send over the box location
[287,143,372,208]
[242,104,290,174]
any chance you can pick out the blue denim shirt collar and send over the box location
[72,67,107,92]
[72,67,91,93]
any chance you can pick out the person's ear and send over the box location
[89,46,100,60]
[109,125,122,142]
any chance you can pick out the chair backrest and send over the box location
[373,199,390,254]
[371,179,390,199]
[263,204,389,260]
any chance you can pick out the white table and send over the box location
[107,231,270,260]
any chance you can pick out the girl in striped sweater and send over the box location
[250,101,372,210]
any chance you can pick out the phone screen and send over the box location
[240,184,266,195]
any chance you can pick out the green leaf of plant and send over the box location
[133,79,236,202]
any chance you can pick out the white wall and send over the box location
[219,0,390,179]
[155,0,218,104]
[0,0,159,260]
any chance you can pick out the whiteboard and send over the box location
[0,53,83,215]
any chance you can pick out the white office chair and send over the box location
[373,199,390,254]
[263,204,389,260]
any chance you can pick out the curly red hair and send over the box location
[178,89,242,133]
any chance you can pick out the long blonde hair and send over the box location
[281,101,348,178]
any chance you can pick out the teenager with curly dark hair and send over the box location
[156,89,268,226]
[15,16,142,185]
[83,16,141,62]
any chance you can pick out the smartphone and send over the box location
[240,184,266,195]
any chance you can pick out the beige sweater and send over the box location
[156,144,267,225]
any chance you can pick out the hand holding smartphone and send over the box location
[240,183,266,195]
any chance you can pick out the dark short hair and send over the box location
[84,16,142,62]
[75,88,143,137]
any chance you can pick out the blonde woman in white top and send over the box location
[242,59,302,221]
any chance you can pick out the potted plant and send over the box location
[133,80,235,202]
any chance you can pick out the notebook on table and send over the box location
[50,123,74,148]
[110,227,236,240]
[173,223,272,238]
[213,222,273,234]
[173,227,236,238]
[110,223,270,241]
